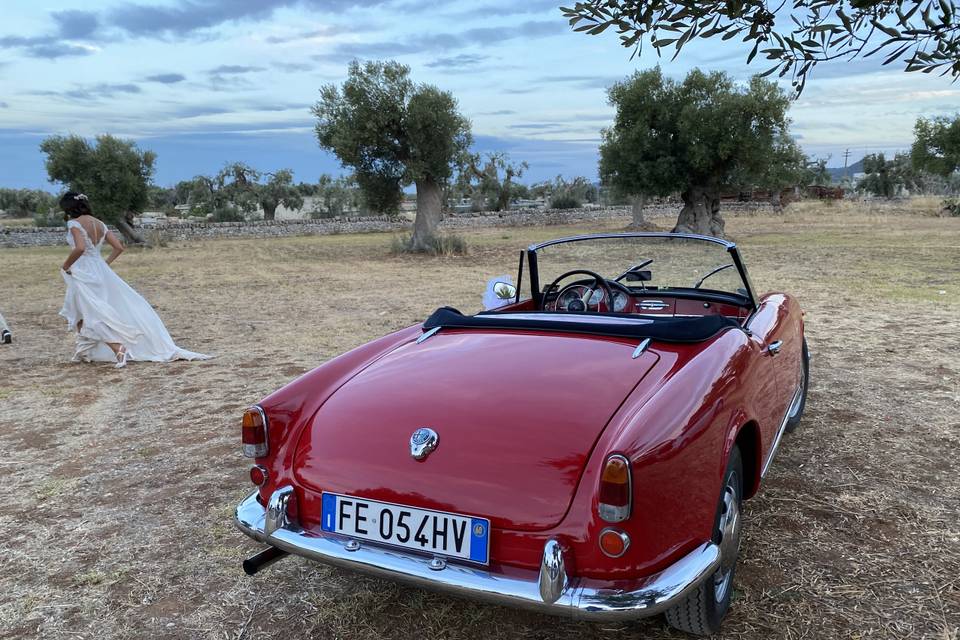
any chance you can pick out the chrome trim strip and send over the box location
[631,339,651,359]
[416,326,441,344]
[235,490,720,621]
[760,384,803,478]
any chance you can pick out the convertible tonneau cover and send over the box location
[423,307,741,343]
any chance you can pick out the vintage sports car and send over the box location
[235,232,808,635]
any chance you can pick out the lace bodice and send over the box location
[66,219,106,258]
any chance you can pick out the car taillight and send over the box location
[598,454,632,523]
[249,465,268,487]
[242,406,268,458]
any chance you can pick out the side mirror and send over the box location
[493,281,517,300]
[624,270,652,282]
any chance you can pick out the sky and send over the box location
[1,0,958,190]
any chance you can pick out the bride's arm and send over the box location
[61,227,85,273]
[104,231,125,265]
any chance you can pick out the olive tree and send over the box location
[860,152,920,197]
[911,114,960,178]
[40,134,156,243]
[458,152,529,211]
[313,60,472,251]
[0,189,56,217]
[185,163,303,220]
[600,68,793,236]
[562,0,960,93]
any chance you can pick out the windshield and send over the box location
[531,235,749,299]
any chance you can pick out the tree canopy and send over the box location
[182,163,303,220]
[313,60,472,250]
[911,113,960,177]
[562,0,960,93]
[600,67,795,235]
[40,134,156,243]
[455,152,529,211]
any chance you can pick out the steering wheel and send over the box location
[543,269,614,313]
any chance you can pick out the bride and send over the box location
[59,192,211,367]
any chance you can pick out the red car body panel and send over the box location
[292,331,660,531]
[247,289,804,581]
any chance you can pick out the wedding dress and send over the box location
[60,219,211,364]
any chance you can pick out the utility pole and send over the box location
[842,148,852,180]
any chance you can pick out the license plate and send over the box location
[320,493,490,565]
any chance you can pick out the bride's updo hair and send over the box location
[60,191,92,219]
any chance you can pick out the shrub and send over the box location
[549,193,582,209]
[943,197,960,217]
[210,206,245,222]
[33,210,64,227]
[391,233,467,256]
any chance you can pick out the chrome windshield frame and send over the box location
[524,232,757,311]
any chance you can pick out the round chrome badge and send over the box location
[410,427,439,460]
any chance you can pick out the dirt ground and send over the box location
[1,201,958,640]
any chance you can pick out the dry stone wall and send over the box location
[0,202,775,249]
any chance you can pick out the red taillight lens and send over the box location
[599,528,630,558]
[598,454,632,523]
[242,406,268,458]
[249,465,268,487]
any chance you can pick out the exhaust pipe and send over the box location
[243,546,289,575]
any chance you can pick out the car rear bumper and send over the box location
[235,487,720,621]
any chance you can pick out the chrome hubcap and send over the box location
[713,473,741,603]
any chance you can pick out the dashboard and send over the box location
[547,282,749,320]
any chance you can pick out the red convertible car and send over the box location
[235,232,808,635]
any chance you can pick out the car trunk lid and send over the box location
[293,329,659,531]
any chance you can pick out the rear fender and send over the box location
[250,324,421,502]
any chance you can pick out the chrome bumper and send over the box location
[234,488,720,621]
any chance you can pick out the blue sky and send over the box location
[1,0,958,190]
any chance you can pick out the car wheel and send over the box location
[664,446,743,636]
[785,338,809,433]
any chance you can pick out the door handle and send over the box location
[767,340,783,355]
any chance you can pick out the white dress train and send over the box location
[60,219,211,363]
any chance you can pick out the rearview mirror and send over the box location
[624,270,652,282]
[493,281,517,300]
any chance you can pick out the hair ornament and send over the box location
[74,193,89,201]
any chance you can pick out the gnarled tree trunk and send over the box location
[769,189,783,213]
[626,194,657,230]
[411,175,443,251]
[262,201,277,220]
[116,211,145,244]
[672,186,725,238]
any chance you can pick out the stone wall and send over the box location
[0,202,776,249]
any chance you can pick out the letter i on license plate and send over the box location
[321,493,490,565]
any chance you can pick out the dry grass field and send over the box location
[1,201,958,640]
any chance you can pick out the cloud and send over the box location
[446,0,563,19]
[51,10,100,39]
[264,27,334,44]
[314,19,566,62]
[146,73,187,84]
[272,61,313,72]
[476,109,516,115]
[426,53,489,69]
[0,101,8,109]
[0,8,101,59]
[508,123,565,130]
[0,35,94,59]
[107,1,390,38]
[537,74,621,90]
[31,83,142,101]
[209,65,266,75]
